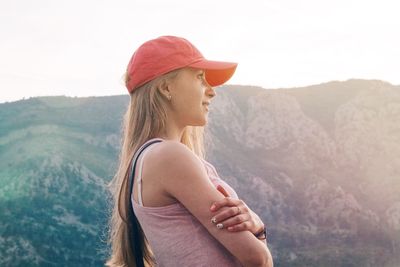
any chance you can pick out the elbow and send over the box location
[258,255,273,267]
[244,249,273,267]
[253,258,273,267]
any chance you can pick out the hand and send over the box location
[210,184,265,235]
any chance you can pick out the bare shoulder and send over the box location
[150,140,190,156]
[146,140,205,182]
[144,140,209,202]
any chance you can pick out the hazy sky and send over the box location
[1,0,399,103]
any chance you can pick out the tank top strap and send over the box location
[129,138,164,208]
[136,146,155,206]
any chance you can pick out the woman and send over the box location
[106,36,273,267]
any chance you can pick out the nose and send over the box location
[206,85,216,99]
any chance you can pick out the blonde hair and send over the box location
[106,69,206,267]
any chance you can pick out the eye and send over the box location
[198,72,208,85]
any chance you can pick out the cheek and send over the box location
[172,78,204,113]
[174,93,196,113]
[185,98,201,113]
[180,87,203,109]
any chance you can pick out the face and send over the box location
[167,67,216,126]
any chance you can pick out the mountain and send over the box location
[0,96,125,266]
[0,79,399,266]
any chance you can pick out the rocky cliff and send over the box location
[0,79,399,266]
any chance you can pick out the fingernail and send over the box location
[210,204,216,211]
[228,227,233,230]
[211,217,217,224]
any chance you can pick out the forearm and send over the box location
[264,246,273,267]
[236,232,272,267]
[254,224,273,267]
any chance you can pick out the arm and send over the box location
[153,141,273,267]
[211,184,267,237]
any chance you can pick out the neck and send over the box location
[155,119,185,143]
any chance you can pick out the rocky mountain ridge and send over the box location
[0,79,399,266]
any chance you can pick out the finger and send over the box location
[218,214,250,229]
[227,221,252,232]
[216,184,230,197]
[211,206,246,224]
[210,197,242,212]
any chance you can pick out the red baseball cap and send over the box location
[125,35,238,93]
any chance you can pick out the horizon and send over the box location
[1,77,398,104]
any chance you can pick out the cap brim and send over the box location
[188,60,237,87]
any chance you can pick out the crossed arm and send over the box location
[154,141,273,267]
[210,184,267,241]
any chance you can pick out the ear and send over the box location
[157,79,172,99]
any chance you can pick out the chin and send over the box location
[190,116,207,126]
[196,120,207,127]
[200,115,208,125]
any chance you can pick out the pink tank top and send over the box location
[131,138,243,267]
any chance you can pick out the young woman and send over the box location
[106,36,273,267]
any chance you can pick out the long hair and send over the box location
[106,68,206,267]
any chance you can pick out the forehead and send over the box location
[174,67,201,80]
[183,67,203,74]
